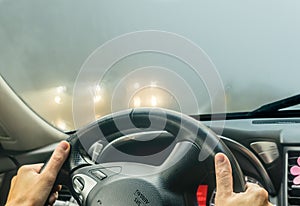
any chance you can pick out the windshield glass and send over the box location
[0,1,300,131]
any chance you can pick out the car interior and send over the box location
[1,1,300,206]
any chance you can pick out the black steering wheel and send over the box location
[52,108,245,205]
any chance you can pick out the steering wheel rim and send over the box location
[54,108,245,205]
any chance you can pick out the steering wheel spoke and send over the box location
[157,141,206,189]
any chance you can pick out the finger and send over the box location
[215,153,233,197]
[41,141,70,182]
[10,175,16,187]
[48,191,59,205]
[245,183,270,205]
[245,182,261,190]
[6,176,17,202]
[51,184,62,193]
[31,163,44,173]
[17,164,43,175]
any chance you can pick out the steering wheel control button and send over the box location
[78,195,84,205]
[250,141,279,164]
[73,176,85,193]
[71,173,98,205]
[92,170,107,180]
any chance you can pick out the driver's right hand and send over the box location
[214,153,273,206]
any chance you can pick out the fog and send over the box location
[0,0,300,130]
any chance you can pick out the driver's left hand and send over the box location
[5,141,70,206]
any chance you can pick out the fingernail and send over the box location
[59,141,69,151]
[216,153,225,164]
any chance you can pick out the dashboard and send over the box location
[2,116,300,206]
[89,116,298,206]
[110,116,300,206]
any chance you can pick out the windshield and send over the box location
[0,1,300,131]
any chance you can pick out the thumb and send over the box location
[41,141,70,183]
[215,153,233,197]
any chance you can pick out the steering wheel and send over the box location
[51,108,245,205]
